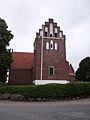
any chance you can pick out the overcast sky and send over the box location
[0,0,90,71]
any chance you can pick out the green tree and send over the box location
[0,18,13,83]
[76,57,90,82]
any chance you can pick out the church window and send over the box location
[50,34,52,37]
[49,66,54,75]
[55,33,57,37]
[45,27,48,32]
[55,28,57,33]
[50,40,53,49]
[55,28,58,37]
[51,44,52,48]
[46,42,49,49]
[45,32,47,36]
[50,23,53,37]
[60,32,62,38]
[45,27,48,36]
[55,43,57,50]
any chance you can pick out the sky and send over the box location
[0,0,90,71]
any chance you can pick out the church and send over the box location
[9,18,75,85]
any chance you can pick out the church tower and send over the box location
[33,18,75,84]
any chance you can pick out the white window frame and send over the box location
[49,66,55,75]
[46,42,49,50]
[55,28,58,33]
[60,32,62,38]
[50,23,53,37]
[45,27,48,32]
[55,43,57,50]
[50,40,53,50]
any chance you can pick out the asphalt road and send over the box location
[0,99,90,120]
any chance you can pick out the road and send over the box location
[0,99,90,120]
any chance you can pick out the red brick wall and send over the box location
[68,64,75,82]
[9,69,33,84]
[33,19,74,81]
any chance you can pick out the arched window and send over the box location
[55,43,57,50]
[55,28,58,33]
[49,66,54,75]
[45,27,48,37]
[50,40,53,50]
[60,32,62,38]
[45,27,48,32]
[46,42,49,50]
[55,28,58,37]
[50,23,53,37]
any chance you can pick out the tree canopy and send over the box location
[0,18,13,83]
[76,57,90,82]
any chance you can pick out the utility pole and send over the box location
[40,25,44,80]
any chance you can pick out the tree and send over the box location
[76,57,90,82]
[0,18,13,83]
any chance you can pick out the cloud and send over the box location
[0,0,90,70]
[66,17,90,70]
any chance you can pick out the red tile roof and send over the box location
[11,52,33,69]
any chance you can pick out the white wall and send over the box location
[33,80,69,85]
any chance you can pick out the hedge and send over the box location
[0,82,90,101]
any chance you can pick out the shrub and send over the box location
[0,82,90,101]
